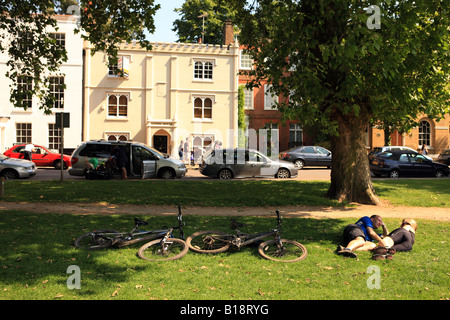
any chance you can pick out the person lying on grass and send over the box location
[371,218,418,260]
[336,215,389,258]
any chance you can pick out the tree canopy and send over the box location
[173,0,236,44]
[0,0,160,114]
[230,0,449,204]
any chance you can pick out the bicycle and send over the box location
[74,205,188,261]
[186,210,307,263]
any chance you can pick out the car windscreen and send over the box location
[79,144,112,157]
[377,151,393,159]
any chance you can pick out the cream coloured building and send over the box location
[83,36,240,158]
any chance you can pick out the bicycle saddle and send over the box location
[134,218,149,226]
[230,219,246,229]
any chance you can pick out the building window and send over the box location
[48,123,61,150]
[107,134,129,141]
[16,123,32,144]
[240,51,253,70]
[18,31,33,52]
[418,120,431,146]
[107,94,128,118]
[193,97,213,119]
[108,56,130,78]
[49,76,64,108]
[264,84,278,110]
[50,33,65,48]
[194,60,213,80]
[193,135,214,152]
[289,123,303,148]
[17,76,33,109]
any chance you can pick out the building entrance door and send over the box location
[153,135,168,154]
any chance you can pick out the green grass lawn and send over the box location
[1,178,449,207]
[0,212,448,300]
[0,179,448,301]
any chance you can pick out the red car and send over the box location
[4,144,71,169]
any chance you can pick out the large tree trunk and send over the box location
[327,111,382,205]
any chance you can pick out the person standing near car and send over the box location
[184,138,190,164]
[23,143,35,161]
[421,144,428,155]
[112,146,129,180]
[178,140,183,161]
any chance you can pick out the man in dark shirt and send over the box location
[112,146,129,179]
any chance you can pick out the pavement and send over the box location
[28,166,332,181]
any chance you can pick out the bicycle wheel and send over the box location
[186,230,231,254]
[74,229,118,250]
[137,238,188,261]
[258,239,307,262]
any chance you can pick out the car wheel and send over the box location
[294,159,305,169]
[434,169,445,178]
[389,169,400,178]
[159,169,175,179]
[276,168,290,179]
[218,169,233,180]
[1,169,19,180]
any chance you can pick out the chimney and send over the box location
[223,19,234,46]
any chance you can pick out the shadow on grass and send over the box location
[0,211,352,290]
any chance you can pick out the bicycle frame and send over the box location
[94,206,185,248]
[216,210,283,249]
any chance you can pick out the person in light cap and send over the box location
[372,218,418,259]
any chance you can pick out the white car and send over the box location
[0,154,37,179]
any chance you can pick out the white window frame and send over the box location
[244,88,253,110]
[193,96,214,120]
[50,32,65,49]
[240,50,253,70]
[16,123,32,144]
[418,120,431,147]
[48,123,61,150]
[49,76,64,109]
[107,93,129,119]
[264,84,278,110]
[193,59,214,81]
[108,56,130,78]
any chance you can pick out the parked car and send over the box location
[4,144,71,169]
[436,149,450,165]
[200,148,298,179]
[0,154,37,179]
[368,146,432,163]
[279,146,332,169]
[370,150,449,178]
[69,140,187,179]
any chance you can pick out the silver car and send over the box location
[200,148,298,179]
[69,140,187,179]
[0,154,37,179]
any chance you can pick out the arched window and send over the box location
[193,96,213,119]
[107,94,128,118]
[418,120,431,146]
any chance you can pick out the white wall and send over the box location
[0,16,83,153]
